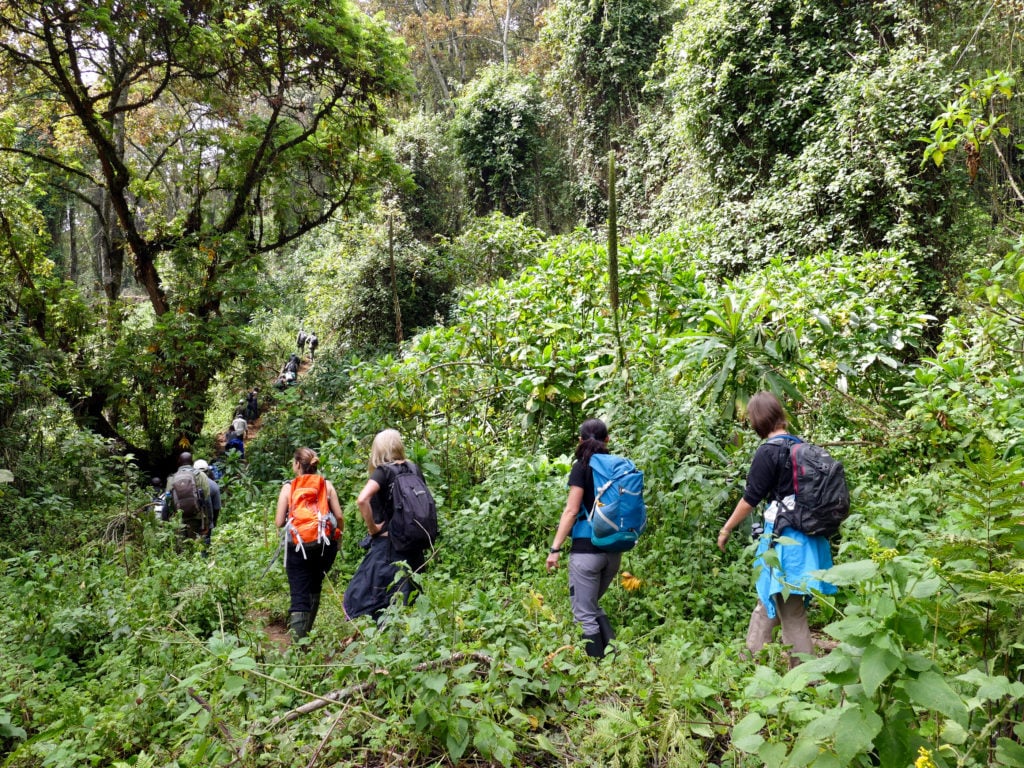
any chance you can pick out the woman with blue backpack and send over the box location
[546,418,621,659]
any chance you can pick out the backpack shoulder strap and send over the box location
[765,434,802,446]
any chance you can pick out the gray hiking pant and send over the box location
[745,594,814,667]
[568,550,622,635]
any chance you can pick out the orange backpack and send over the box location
[286,474,340,555]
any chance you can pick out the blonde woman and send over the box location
[275,447,343,640]
[343,429,430,620]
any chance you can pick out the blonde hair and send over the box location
[369,429,406,472]
[293,447,319,475]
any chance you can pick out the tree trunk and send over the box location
[388,215,404,344]
[607,150,626,369]
[68,200,79,283]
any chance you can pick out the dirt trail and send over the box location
[214,355,315,455]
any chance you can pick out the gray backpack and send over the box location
[170,468,203,516]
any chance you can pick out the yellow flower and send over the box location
[621,572,642,591]
[915,746,936,768]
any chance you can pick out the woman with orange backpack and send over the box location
[275,447,344,640]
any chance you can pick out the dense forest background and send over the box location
[2,0,1024,765]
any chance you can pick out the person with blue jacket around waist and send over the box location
[718,391,837,668]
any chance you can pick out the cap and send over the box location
[193,459,209,471]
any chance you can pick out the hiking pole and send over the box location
[260,530,286,579]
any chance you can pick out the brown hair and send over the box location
[293,447,319,475]
[746,391,788,438]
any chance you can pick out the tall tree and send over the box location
[0,0,410,468]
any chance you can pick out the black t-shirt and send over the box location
[370,461,425,527]
[742,437,798,508]
[569,454,603,554]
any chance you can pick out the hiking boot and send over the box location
[289,611,312,641]
[596,615,616,656]
[583,633,605,658]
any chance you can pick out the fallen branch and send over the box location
[266,651,496,728]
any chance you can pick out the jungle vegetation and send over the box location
[1,0,1023,766]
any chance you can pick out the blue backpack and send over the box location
[577,454,647,552]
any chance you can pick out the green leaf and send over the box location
[421,673,447,693]
[835,705,882,763]
[941,719,968,745]
[904,671,969,725]
[860,644,900,698]
[445,716,471,759]
[223,675,246,694]
[822,560,878,586]
[996,737,1024,767]
[757,741,788,768]
[732,712,765,753]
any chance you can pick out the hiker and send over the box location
[165,452,213,541]
[244,388,260,421]
[275,447,343,640]
[232,413,247,438]
[546,418,621,658]
[343,429,431,621]
[194,459,222,545]
[297,328,308,354]
[717,391,837,667]
[284,353,300,375]
[308,332,319,361]
[225,428,245,457]
[150,477,169,521]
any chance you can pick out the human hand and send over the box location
[717,528,731,552]
[545,551,561,572]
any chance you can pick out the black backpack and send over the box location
[385,462,438,554]
[767,436,850,538]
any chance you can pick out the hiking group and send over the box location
[544,391,846,666]
[276,430,437,640]
[157,351,845,664]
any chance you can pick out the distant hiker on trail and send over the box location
[284,353,300,375]
[717,391,837,668]
[232,414,247,437]
[343,429,435,621]
[194,459,222,545]
[297,328,308,354]
[308,332,319,361]
[275,447,343,640]
[546,418,621,658]
[165,452,212,541]
[225,428,245,457]
[244,388,259,421]
[151,477,169,521]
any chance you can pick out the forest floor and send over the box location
[214,354,314,454]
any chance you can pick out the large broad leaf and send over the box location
[904,671,969,725]
[835,704,883,764]
[860,644,901,698]
[996,737,1024,767]
[0,469,12,483]
[731,712,765,753]
[820,560,878,586]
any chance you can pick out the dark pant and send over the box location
[343,536,425,620]
[285,541,338,613]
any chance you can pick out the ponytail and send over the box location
[574,418,609,465]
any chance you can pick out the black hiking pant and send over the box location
[285,540,338,613]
